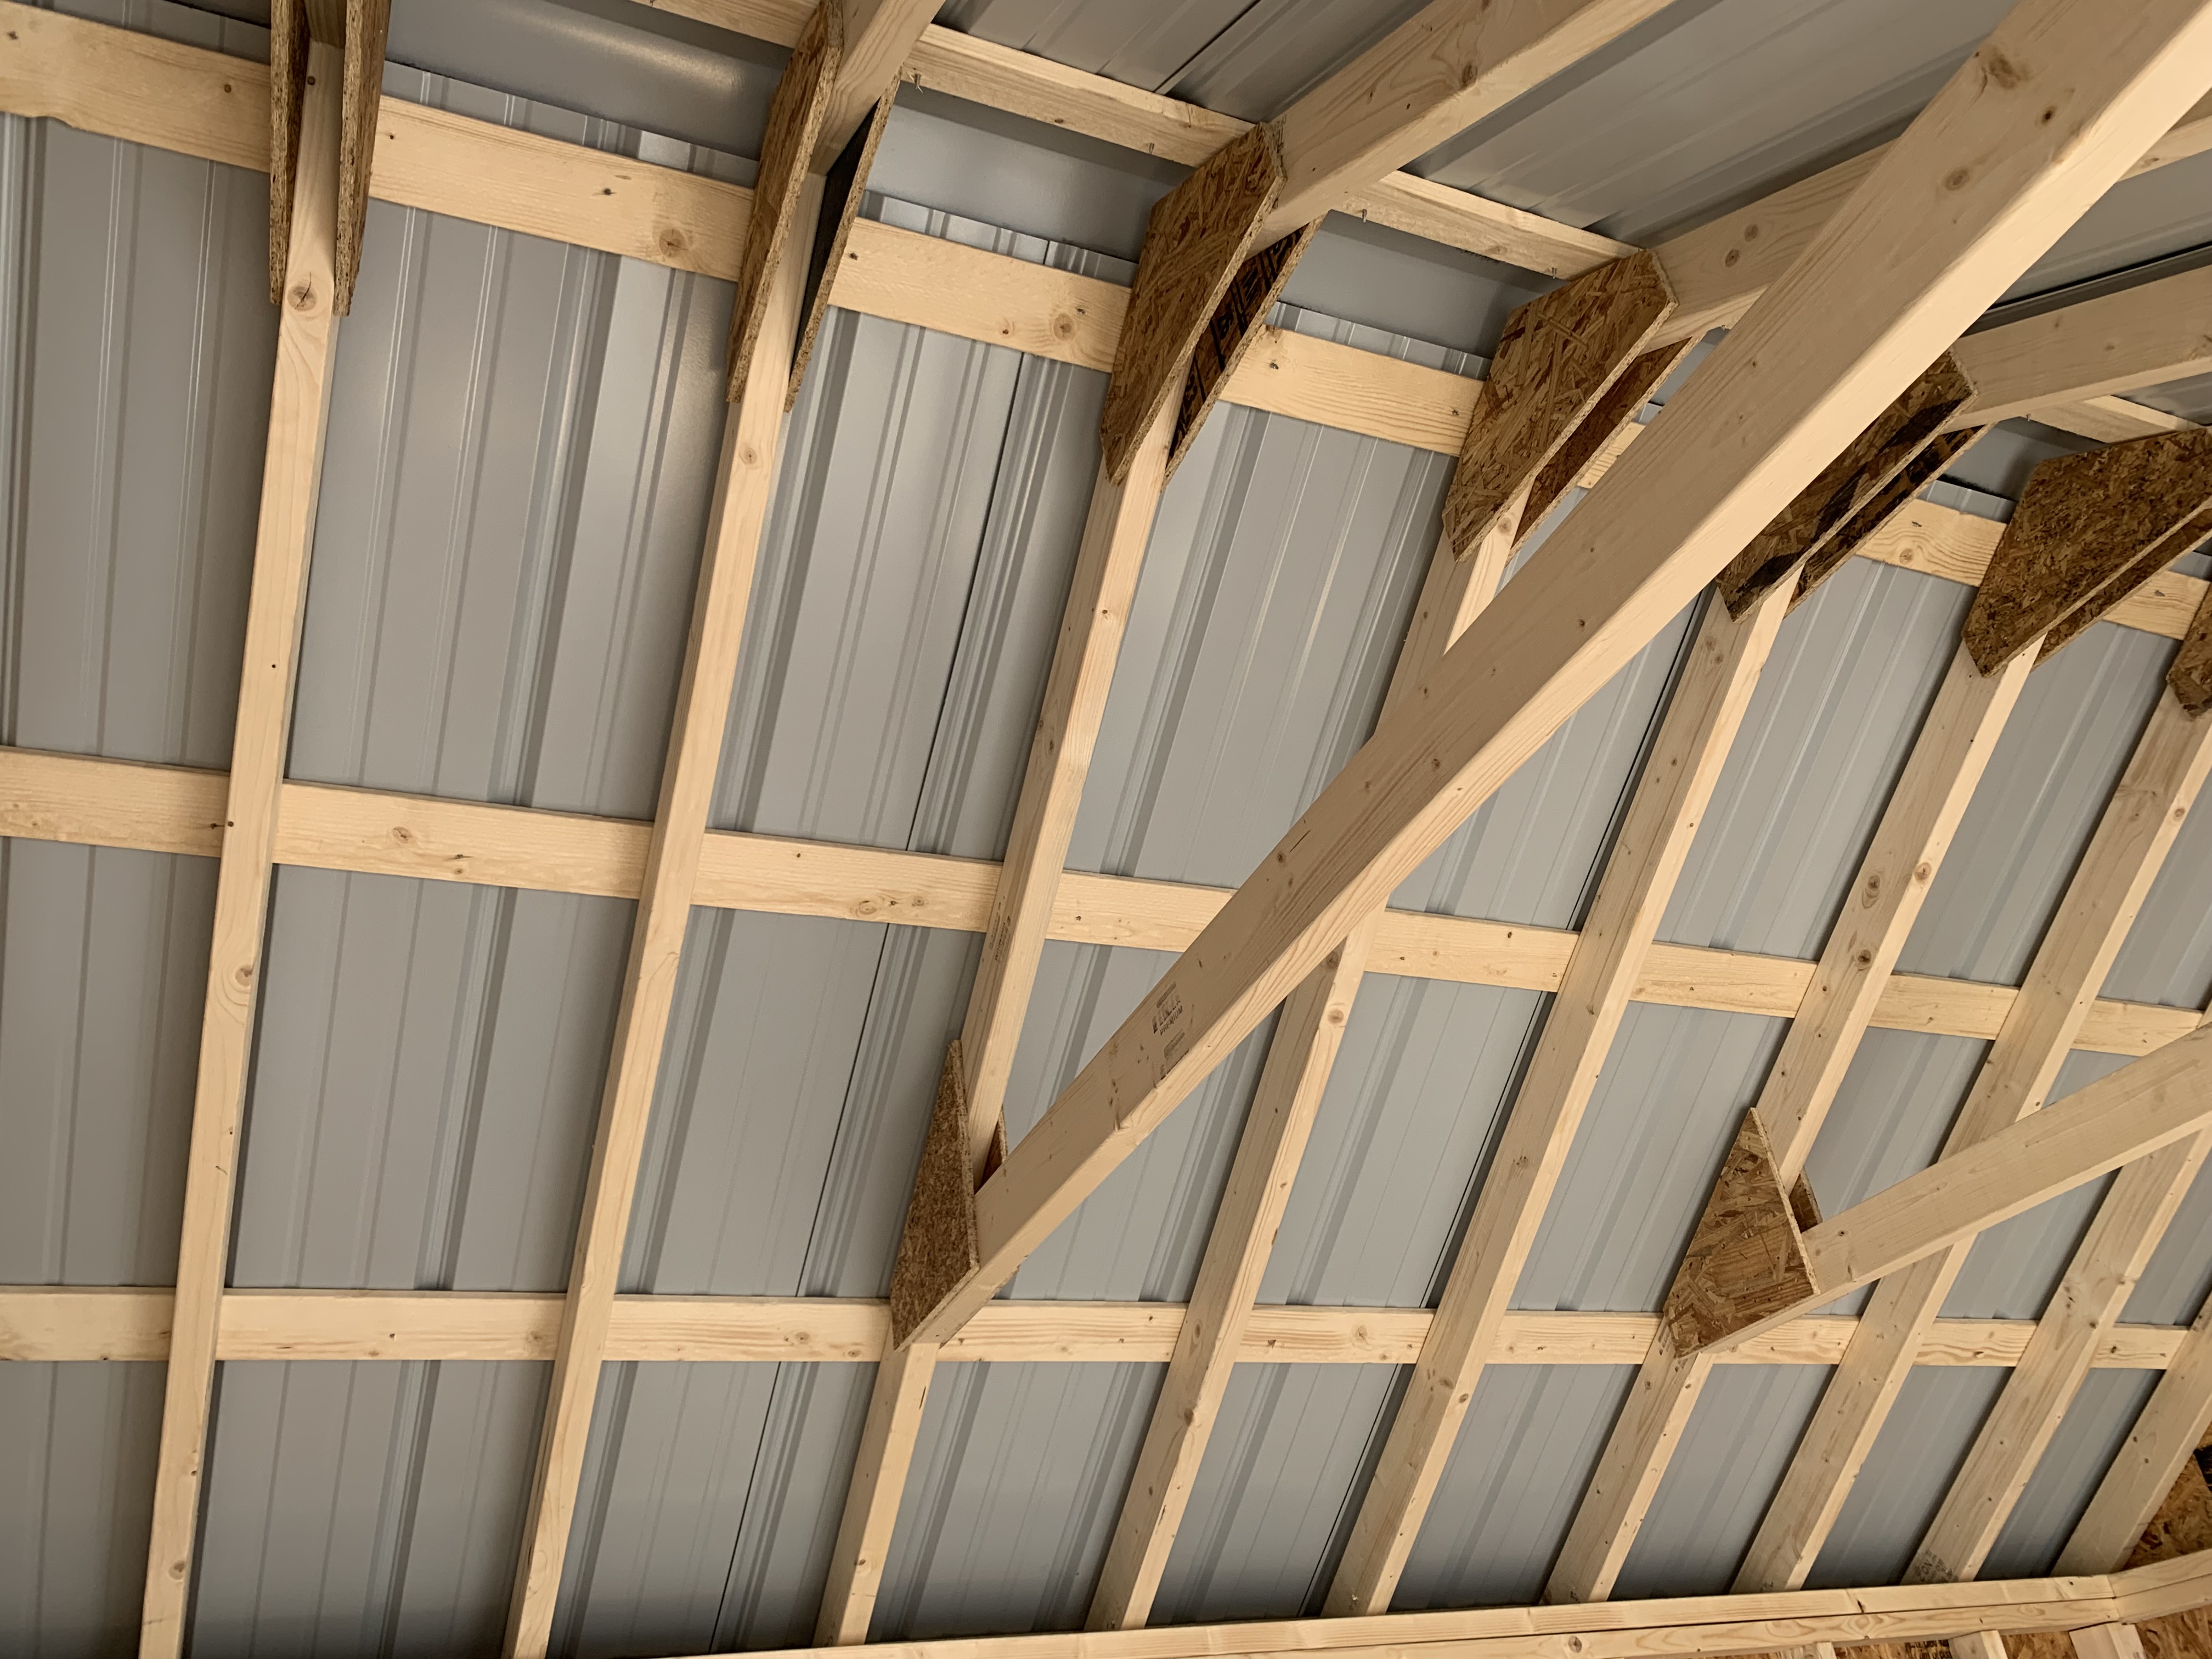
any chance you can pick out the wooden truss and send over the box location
[7,2,2212,1658]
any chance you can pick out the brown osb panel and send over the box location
[1663,1105,1818,1352]
[2169,584,2212,716]
[1718,351,1977,615]
[787,92,893,411]
[889,1041,981,1349]
[2138,1609,2212,1659]
[1520,337,1694,533]
[1796,427,1985,603]
[726,0,841,402]
[1098,122,1283,484]
[1965,428,2212,673]
[1167,219,1319,477]
[268,0,310,304]
[1440,249,1675,558]
[2041,506,2212,663]
[332,0,391,315]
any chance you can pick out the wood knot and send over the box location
[390,825,414,844]
[1943,167,1971,192]
[287,278,319,312]
[1051,312,1073,339]
[656,226,687,257]
[1981,48,2027,90]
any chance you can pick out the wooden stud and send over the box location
[1328,585,1792,1616]
[815,1339,938,1645]
[332,0,390,314]
[2073,1626,2149,1659]
[811,0,936,168]
[1795,428,1985,605]
[1097,123,1282,483]
[1168,218,1319,477]
[1439,250,1675,557]
[2064,1289,2212,1573]
[1956,1634,2011,1659]
[726,0,838,403]
[1520,339,1695,534]
[500,161,827,1659]
[138,42,343,1659]
[788,89,891,410]
[1716,352,1978,614]
[1556,637,2034,1602]
[1964,430,2212,672]
[1741,690,2212,1593]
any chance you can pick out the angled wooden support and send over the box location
[1716,351,1978,615]
[1551,636,2033,1603]
[2167,579,2212,715]
[1098,123,1284,482]
[138,42,343,1659]
[1795,427,1985,605]
[2074,1625,2150,1659]
[268,0,386,314]
[1439,250,1675,557]
[727,0,839,402]
[501,159,828,1659]
[1956,1633,2012,1659]
[1327,584,1793,1617]
[1965,429,2212,672]
[1167,219,1319,476]
[887,0,2212,1358]
[1740,687,2212,1594]
[1950,262,2212,431]
[1520,339,1696,534]
[1668,1022,2212,1357]
[2064,1284,2212,1573]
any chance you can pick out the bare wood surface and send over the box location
[2063,1272,2212,1572]
[1097,124,1280,483]
[816,1340,938,1644]
[1440,251,1675,555]
[1964,431,2212,672]
[814,0,934,165]
[138,44,343,1659]
[1951,264,2212,429]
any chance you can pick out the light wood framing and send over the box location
[2063,1290,2212,1574]
[813,0,938,166]
[500,174,826,1659]
[137,42,345,1659]
[1740,691,2212,1593]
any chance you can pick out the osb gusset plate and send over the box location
[787,92,893,413]
[888,1041,998,1350]
[1440,248,1675,558]
[1520,337,1694,534]
[2168,578,2212,716]
[726,0,841,403]
[1966,427,2212,673]
[1098,122,1283,485]
[1795,427,1985,606]
[1718,349,1977,616]
[1662,1105,1819,1354]
[1167,218,1319,477]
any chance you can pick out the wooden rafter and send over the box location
[882,0,2212,1356]
[137,40,345,1659]
[1742,695,2212,1593]
[1551,634,2035,1604]
[2066,1312,2212,1574]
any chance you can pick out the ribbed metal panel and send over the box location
[1809,1365,2007,1590]
[190,1359,545,1658]
[0,842,211,1287]
[1516,1005,1784,1313]
[290,81,740,823]
[1396,1363,1636,1609]
[1615,1363,1831,1599]
[1152,1363,1399,1624]
[0,97,272,769]
[230,868,631,1294]
[1661,557,1970,959]
[1985,1369,2160,1580]
[874,1360,1159,1639]
[0,1361,164,1659]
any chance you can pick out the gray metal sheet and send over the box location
[191,1359,544,1658]
[1660,558,1971,959]
[1152,1363,1398,1624]
[874,1360,1160,1639]
[1984,1369,2159,1581]
[553,1361,876,1657]
[0,842,211,1286]
[1808,1364,2007,1590]
[1899,622,2172,986]
[0,101,272,770]
[1515,1005,1785,1313]
[291,89,738,823]
[1615,1364,1831,1599]
[1394,1363,1636,1609]
[230,868,631,1294]
[0,1361,164,1659]
[1260,976,1543,1309]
